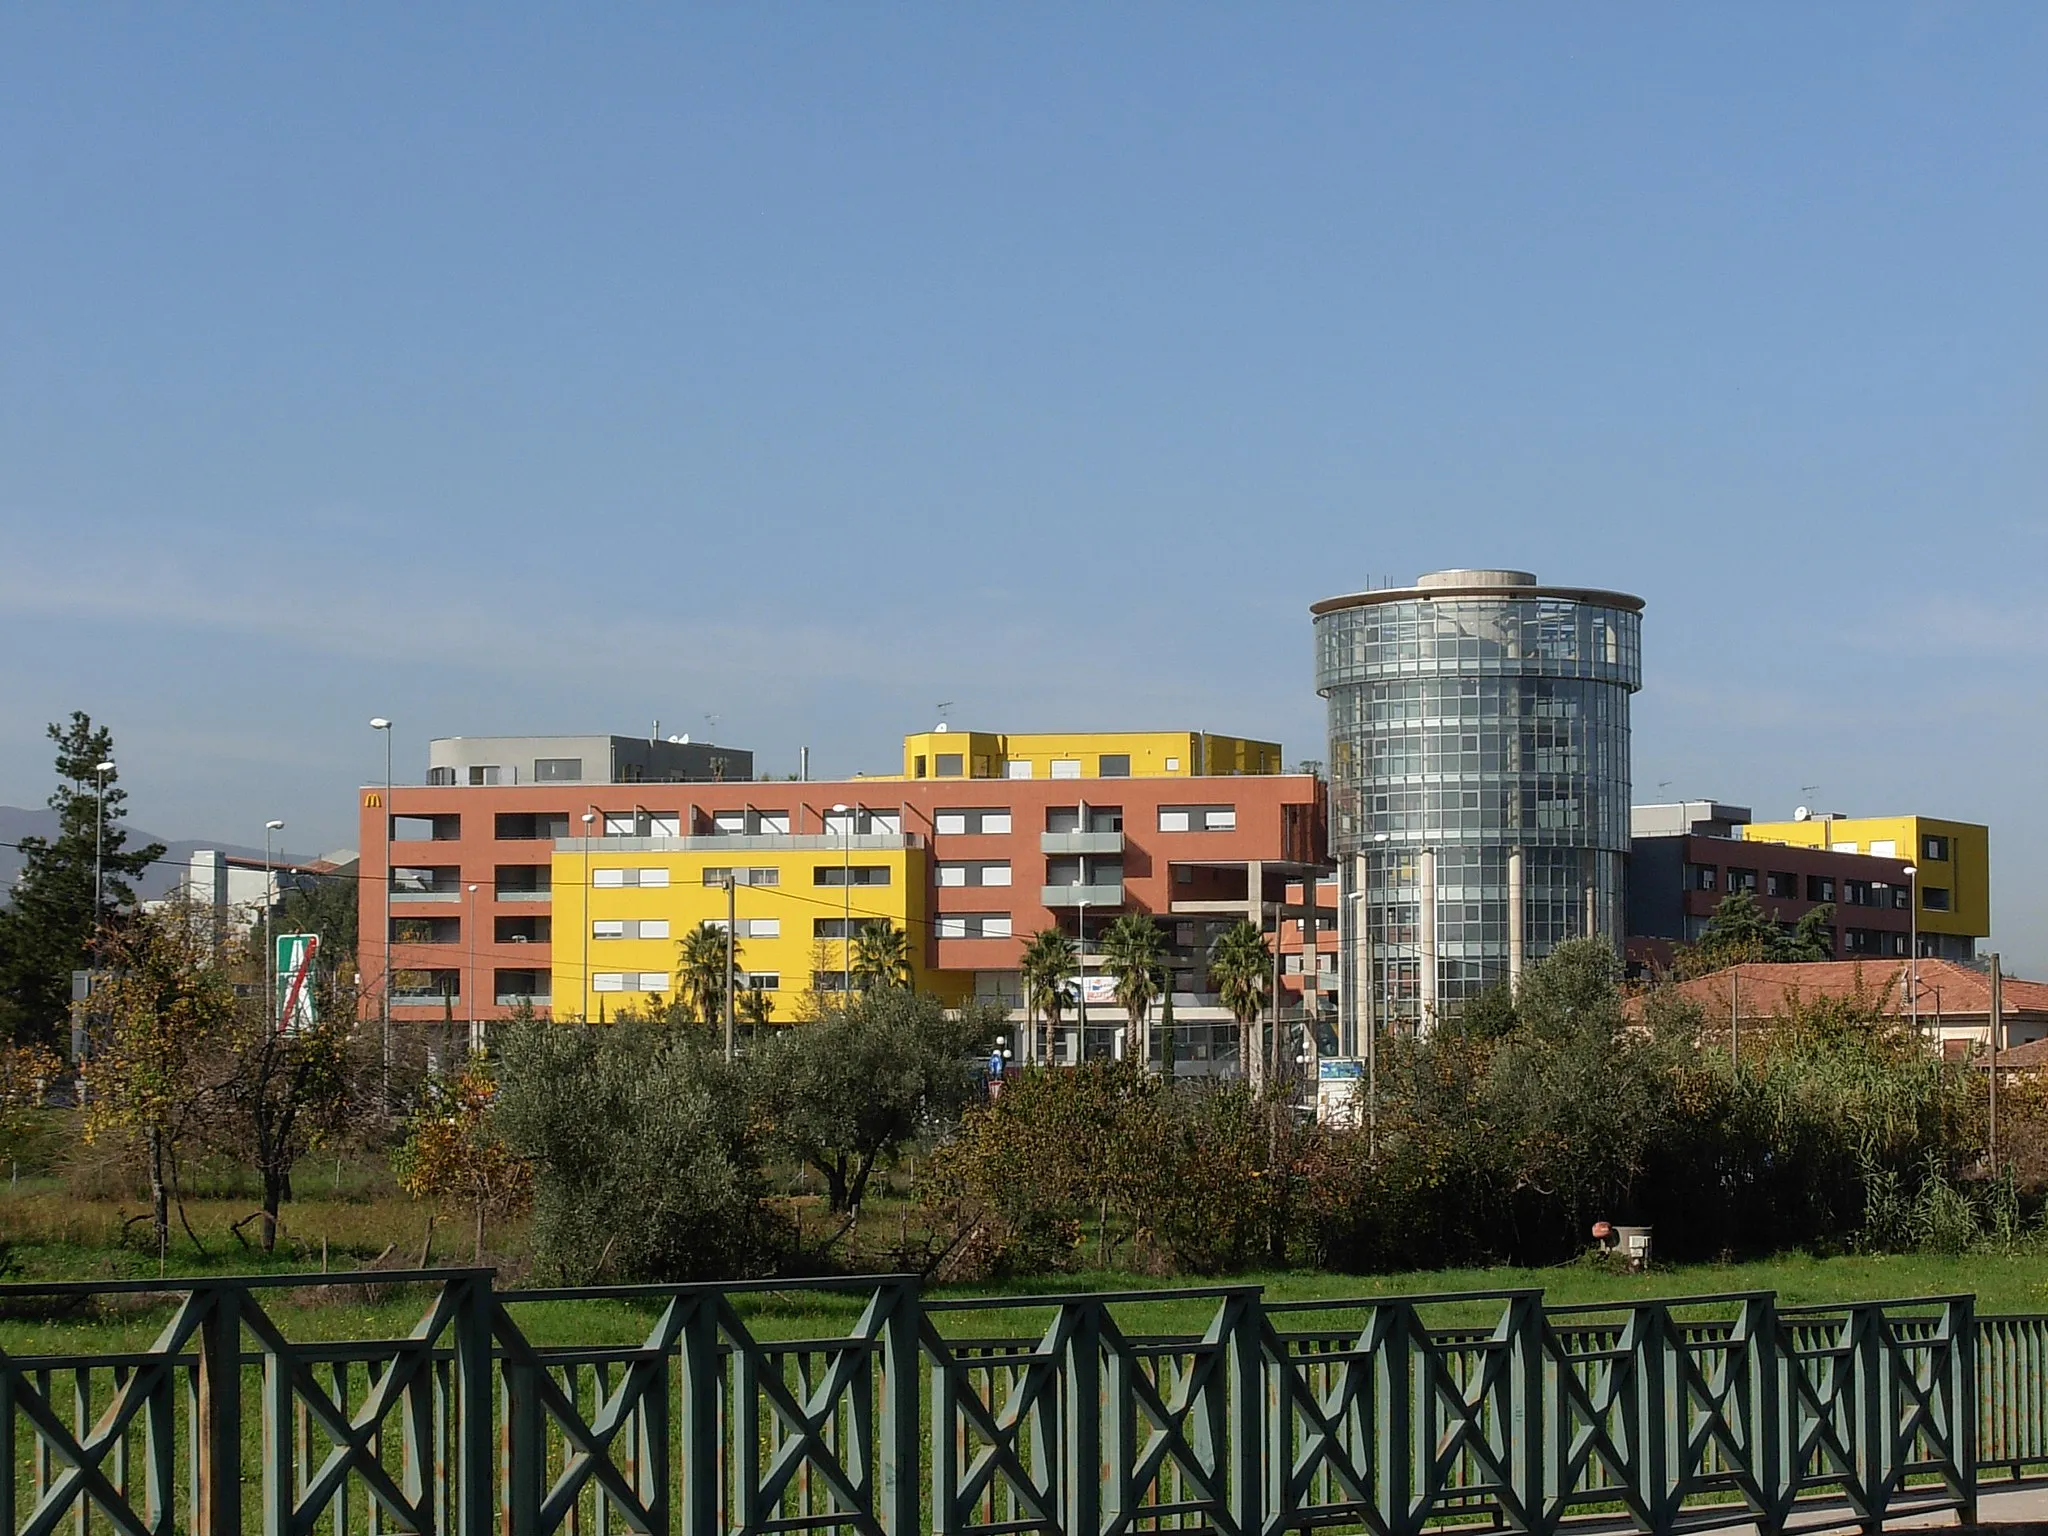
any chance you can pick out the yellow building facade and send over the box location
[895,728,1283,782]
[1738,814,1990,952]
[550,834,958,1022]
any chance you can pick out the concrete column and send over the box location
[1508,846,1526,993]
[1245,859,1264,931]
[1418,847,1438,1032]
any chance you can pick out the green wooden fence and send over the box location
[0,1270,2013,1536]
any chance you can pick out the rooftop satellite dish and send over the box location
[935,722,949,733]
[1793,806,1810,822]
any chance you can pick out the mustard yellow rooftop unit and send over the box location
[897,728,1283,781]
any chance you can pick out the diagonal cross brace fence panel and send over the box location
[0,1271,2009,1536]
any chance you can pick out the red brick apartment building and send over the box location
[359,730,1333,1070]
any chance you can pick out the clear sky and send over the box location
[3,9,2044,965]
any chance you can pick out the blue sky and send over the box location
[3,9,2045,965]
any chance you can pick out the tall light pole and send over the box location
[1076,897,1089,1062]
[466,883,481,1056]
[91,760,115,955]
[832,803,852,998]
[264,821,284,1033]
[580,811,597,1020]
[1903,863,1920,1038]
[369,719,393,1104]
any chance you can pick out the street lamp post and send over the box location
[466,884,481,1056]
[580,811,597,1020]
[832,804,852,998]
[1076,898,1089,1063]
[91,760,115,955]
[264,820,284,1034]
[1903,863,1920,1038]
[369,719,393,1105]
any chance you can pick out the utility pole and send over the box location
[1731,968,1740,1078]
[1989,952,2003,1173]
[723,876,736,1062]
[370,718,393,1109]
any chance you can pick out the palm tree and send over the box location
[675,922,736,1026]
[736,981,774,1032]
[852,919,914,993]
[1018,927,1077,1064]
[1208,919,1271,1089]
[1100,913,1166,1064]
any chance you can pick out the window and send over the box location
[1727,868,1757,894]
[1807,876,1835,902]
[1922,834,1950,862]
[1050,759,1081,779]
[467,765,501,786]
[710,810,789,836]
[593,869,625,888]
[814,918,855,939]
[1844,880,1873,907]
[1766,872,1797,899]
[593,918,668,940]
[816,865,891,886]
[1159,805,1235,832]
[938,861,1010,887]
[741,917,779,938]
[745,973,780,991]
[638,973,669,993]
[391,916,460,944]
[1087,807,1123,832]
[427,767,456,786]
[913,756,927,778]
[494,865,550,896]
[1158,809,1191,832]
[495,915,550,943]
[592,973,625,993]
[1007,760,1034,779]
[1869,840,1898,858]
[1164,757,1181,772]
[938,914,1014,940]
[936,753,964,777]
[589,973,667,994]
[639,918,670,939]
[604,811,679,837]
[702,866,777,887]
[1687,864,1717,892]
[593,868,669,888]
[534,758,584,782]
[1098,754,1130,777]
[496,812,570,841]
[1893,886,1911,909]
[593,920,626,939]
[1923,886,1952,912]
[935,808,1011,836]
[1204,808,1236,831]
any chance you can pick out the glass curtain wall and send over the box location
[1314,575,1643,1042]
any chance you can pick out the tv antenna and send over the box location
[936,701,953,726]
[705,713,721,738]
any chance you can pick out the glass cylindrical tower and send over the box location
[1313,569,1643,1042]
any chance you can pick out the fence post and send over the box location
[501,1348,544,1536]
[452,1272,496,1536]
[1227,1289,1262,1536]
[1508,1291,1547,1536]
[1374,1302,1415,1536]
[880,1278,921,1536]
[1750,1294,1785,1536]
[679,1293,721,1536]
[196,1282,243,1536]
[1063,1300,1102,1536]
[1951,1298,1978,1526]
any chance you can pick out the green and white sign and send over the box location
[275,933,320,1031]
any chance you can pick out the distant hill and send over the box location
[0,805,311,900]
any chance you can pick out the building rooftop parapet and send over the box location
[552,832,924,855]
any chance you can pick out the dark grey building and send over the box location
[426,733,752,786]
[1313,568,1644,1042]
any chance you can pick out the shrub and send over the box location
[493,1021,787,1282]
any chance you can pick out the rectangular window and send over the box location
[938,913,1015,940]
[467,765,501,786]
[746,972,780,991]
[1922,834,1951,862]
[913,756,927,778]
[935,811,967,835]
[1923,886,1952,912]
[1807,876,1836,902]
[1830,842,1859,855]
[936,915,966,940]
[427,767,455,786]
[938,860,1010,887]
[741,917,780,938]
[1050,759,1082,779]
[938,864,966,887]
[592,920,626,939]
[1766,872,1797,899]
[640,868,670,888]
[593,869,626,888]
[495,812,570,841]
[1158,809,1192,832]
[591,973,626,992]
[934,808,1012,836]
[638,973,670,993]
[1098,754,1131,777]
[1688,864,1717,892]
[816,865,891,887]
[533,758,584,782]
[702,867,776,887]
[1203,808,1236,831]
[1869,839,1898,858]
[1894,886,1911,909]
[1006,760,1034,779]
[814,918,855,939]
[639,918,670,939]
[1727,868,1757,894]
[935,753,964,777]
[981,862,1012,886]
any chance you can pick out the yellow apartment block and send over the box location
[1739,813,1990,956]
[895,728,1283,782]
[551,834,959,1022]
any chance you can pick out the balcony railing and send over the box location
[389,887,462,903]
[494,888,552,902]
[1041,882,1126,908]
[1041,830,1125,855]
[496,992,551,1008]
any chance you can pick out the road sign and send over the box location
[275,933,320,1031]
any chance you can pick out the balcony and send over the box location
[555,832,922,854]
[495,888,553,903]
[1041,830,1125,856]
[1041,882,1125,908]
